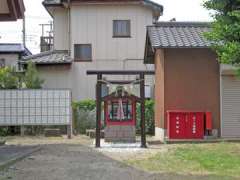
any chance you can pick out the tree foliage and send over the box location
[136,100,155,135]
[23,62,44,89]
[203,0,240,66]
[0,62,44,89]
[0,67,20,89]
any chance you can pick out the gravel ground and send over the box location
[0,144,154,180]
[0,144,232,180]
[0,136,236,180]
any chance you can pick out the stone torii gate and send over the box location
[86,70,155,148]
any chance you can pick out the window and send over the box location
[0,59,5,68]
[113,20,131,37]
[74,44,92,61]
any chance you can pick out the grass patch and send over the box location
[126,143,240,178]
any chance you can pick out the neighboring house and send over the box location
[144,22,221,141]
[21,0,163,100]
[0,43,31,68]
[0,0,28,68]
[0,0,25,21]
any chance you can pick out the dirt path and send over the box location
[0,136,237,180]
[0,136,236,180]
[0,144,152,180]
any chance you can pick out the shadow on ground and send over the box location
[0,144,237,180]
[0,145,40,170]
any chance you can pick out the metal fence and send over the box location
[0,89,72,126]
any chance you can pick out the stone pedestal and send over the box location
[104,125,136,143]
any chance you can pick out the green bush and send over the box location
[0,127,21,136]
[136,99,155,135]
[23,62,44,89]
[0,127,9,136]
[0,67,20,89]
[72,99,96,111]
[72,100,96,134]
[0,62,44,90]
[74,109,96,134]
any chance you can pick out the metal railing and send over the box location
[40,36,54,52]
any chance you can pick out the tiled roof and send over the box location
[0,43,24,52]
[147,22,211,48]
[0,43,32,56]
[21,50,73,65]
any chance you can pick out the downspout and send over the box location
[22,14,26,48]
[19,12,26,71]
[219,64,223,138]
[67,0,71,56]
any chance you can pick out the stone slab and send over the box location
[44,128,61,137]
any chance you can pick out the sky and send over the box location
[0,0,212,54]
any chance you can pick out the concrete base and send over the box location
[154,127,220,142]
[166,138,240,144]
[155,127,166,142]
[104,126,136,143]
[67,125,72,139]
[20,126,25,136]
[212,129,218,138]
[204,135,217,140]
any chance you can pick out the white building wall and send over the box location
[70,4,153,60]
[53,7,69,50]
[70,60,154,100]
[47,4,155,100]
[38,66,72,90]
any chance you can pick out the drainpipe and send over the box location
[67,0,71,56]
[19,13,26,71]
[22,14,26,48]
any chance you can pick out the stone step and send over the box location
[86,129,104,138]
[44,128,61,137]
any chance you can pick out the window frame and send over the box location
[113,20,131,38]
[74,44,92,62]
